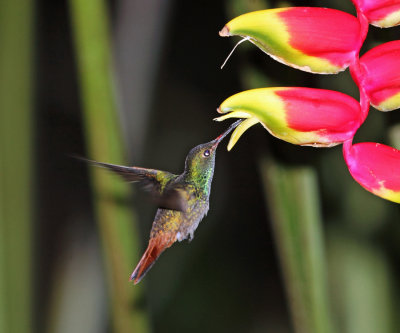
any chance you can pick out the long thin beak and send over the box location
[212,119,243,148]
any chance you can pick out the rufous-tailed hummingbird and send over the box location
[84,120,241,284]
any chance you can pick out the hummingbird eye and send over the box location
[203,149,210,157]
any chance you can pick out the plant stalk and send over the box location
[68,0,149,331]
[260,159,334,333]
[0,0,34,332]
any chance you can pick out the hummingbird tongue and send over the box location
[214,119,243,145]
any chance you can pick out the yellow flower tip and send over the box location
[214,110,253,123]
[225,117,259,151]
[219,25,230,37]
[213,114,231,122]
[227,136,236,151]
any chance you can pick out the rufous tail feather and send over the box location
[130,233,176,284]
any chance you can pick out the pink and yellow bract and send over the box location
[351,40,400,111]
[215,87,363,149]
[220,7,362,74]
[351,0,400,27]
[343,140,400,203]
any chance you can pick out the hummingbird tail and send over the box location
[130,234,176,284]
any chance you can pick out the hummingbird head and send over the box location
[183,120,242,189]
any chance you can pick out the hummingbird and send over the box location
[85,120,242,284]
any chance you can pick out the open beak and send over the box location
[212,119,243,149]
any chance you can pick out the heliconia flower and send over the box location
[343,140,400,203]
[215,87,363,150]
[350,40,400,112]
[219,8,362,74]
[351,0,400,27]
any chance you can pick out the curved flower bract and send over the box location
[215,87,363,150]
[351,0,400,27]
[352,40,400,111]
[343,140,400,203]
[219,8,362,74]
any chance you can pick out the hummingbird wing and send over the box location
[79,158,186,211]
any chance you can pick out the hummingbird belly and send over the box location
[178,200,209,241]
[150,199,209,242]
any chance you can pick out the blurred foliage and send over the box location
[260,160,333,333]
[0,0,34,332]
[68,0,149,332]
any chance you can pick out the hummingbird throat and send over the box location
[184,159,215,196]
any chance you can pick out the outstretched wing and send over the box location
[79,158,186,211]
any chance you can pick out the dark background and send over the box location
[29,0,400,332]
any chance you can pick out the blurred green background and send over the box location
[1,0,400,332]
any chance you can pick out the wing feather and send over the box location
[77,157,186,211]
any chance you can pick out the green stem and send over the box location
[68,0,149,332]
[0,0,34,332]
[260,159,334,333]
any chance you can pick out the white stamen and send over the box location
[220,36,251,69]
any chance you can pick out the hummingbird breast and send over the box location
[178,199,209,241]
[150,193,209,243]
